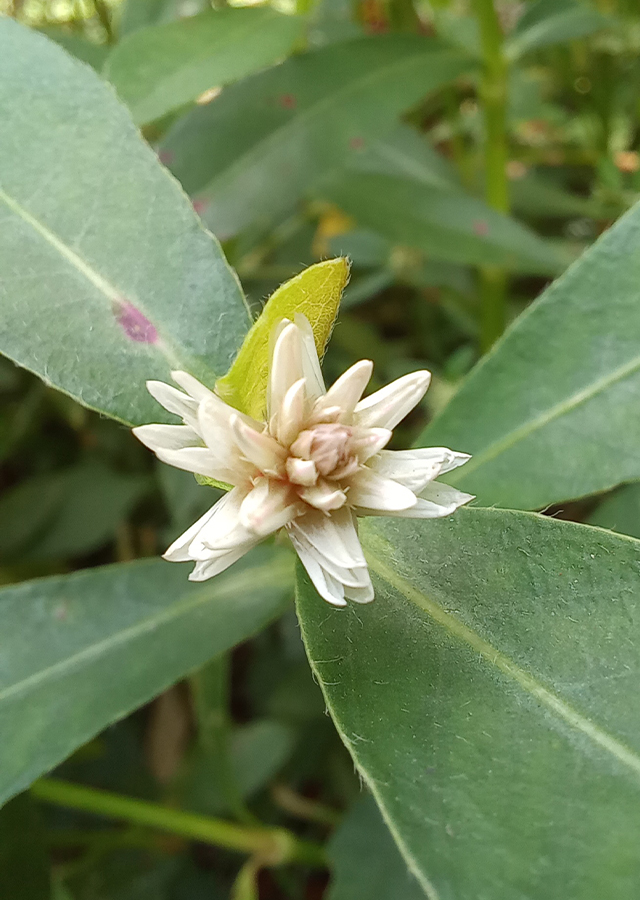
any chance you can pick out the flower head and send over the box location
[134,315,473,606]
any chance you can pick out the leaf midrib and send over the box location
[364,540,640,779]
[448,353,640,485]
[0,557,291,706]
[201,43,462,197]
[0,184,184,370]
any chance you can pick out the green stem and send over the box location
[474,0,509,351]
[32,778,326,868]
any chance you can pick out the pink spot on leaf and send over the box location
[473,219,489,237]
[349,136,365,151]
[279,93,296,109]
[192,198,208,216]
[114,300,158,344]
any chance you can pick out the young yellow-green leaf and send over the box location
[216,259,350,419]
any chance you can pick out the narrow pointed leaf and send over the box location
[421,201,640,509]
[104,8,304,126]
[297,511,640,899]
[161,36,472,238]
[0,546,292,806]
[0,20,249,427]
[321,172,565,274]
[216,259,349,419]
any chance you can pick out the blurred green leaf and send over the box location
[297,511,640,899]
[421,200,640,509]
[217,258,349,419]
[161,36,472,237]
[328,795,424,900]
[0,19,249,427]
[0,794,50,899]
[184,719,296,816]
[0,545,293,806]
[506,0,608,61]
[322,172,565,273]
[104,9,304,126]
[587,483,640,539]
[0,462,149,562]
[38,29,110,69]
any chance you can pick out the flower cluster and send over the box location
[134,315,473,605]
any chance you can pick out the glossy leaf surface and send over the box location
[104,8,304,125]
[0,20,249,427]
[0,546,292,805]
[297,510,640,899]
[421,201,640,509]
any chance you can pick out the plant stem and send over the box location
[32,778,327,868]
[474,0,509,351]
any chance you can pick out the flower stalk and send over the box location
[31,778,327,868]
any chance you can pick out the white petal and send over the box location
[354,371,431,430]
[286,457,318,486]
[438,450,472,475]
[352,427,392,463]
[365,481,474,518]
[171,370,214,403]
[163,503,219,562]
[239,478,301,537]
[197,400,257,483]
[230,415,286,476]
[347,467,417,512]
[154,446,240,485]
[298,480,347,512]
[188,543,256,581]
[146,380,198,422]
[294,314,325,402]
[188,487,254,557]
[291,508,365,569]
[268,321,304,423]
[276,378,307,447]
[133,423,200,453]
[368,447,458,493]
[288,530,347,607]
[344,580,374,604]
[315,360,373,420]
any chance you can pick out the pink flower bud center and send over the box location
[291,423,355,478]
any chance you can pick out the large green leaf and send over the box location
[321,171,565,274]
[297,511,640,899]
[0,19,249,427]
[420,201,640,509]
[161,36,471,238]
[0,545,292,806]
[104,8,304,126]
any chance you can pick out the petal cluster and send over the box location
[134,315,473,606]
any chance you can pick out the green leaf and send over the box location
[297,511,640,899]
[0,19,249,428]
[0,545,293,806]
[161,36,471,238]
[328,796,424,900]
[0,462,150,562]
[321,172,565,274]
[506,0,608,61]
[104,8,304,126]
[216,259,349,419]
[420,201,640,509]
[0,794,50,899]
[587,483,640,539]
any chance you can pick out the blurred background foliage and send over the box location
[2,0,640,896]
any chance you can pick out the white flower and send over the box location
[133,315,473,606]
